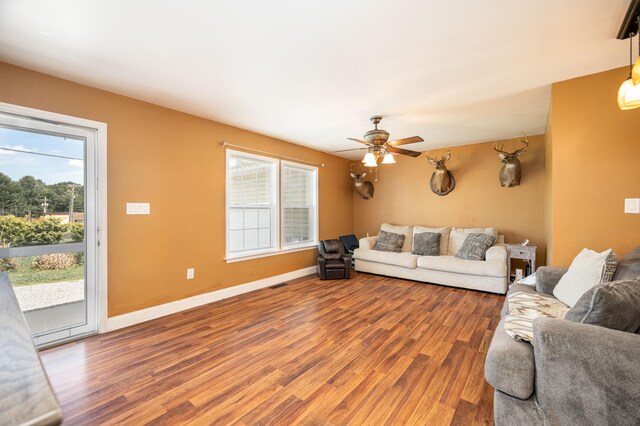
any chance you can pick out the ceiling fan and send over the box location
[335,115,423,166]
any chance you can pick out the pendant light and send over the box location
[362,152,377,167]
[619,20,640,110]
[634,17,640,85]
[381,152,396,164]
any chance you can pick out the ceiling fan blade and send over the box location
[387,136,424,146]
[333,148,367,153]
[347,138,370,145]
[388,146,422,157]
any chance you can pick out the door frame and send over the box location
[0,101,108,335]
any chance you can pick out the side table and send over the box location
[505,244,536,283]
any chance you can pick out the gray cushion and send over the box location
[455,233,496,260]
[412,232,440,256]
[484,318,535,400]
[613,246,640,281]
[373,230,405,253]
[613,259,640,281]
[565,278,640,333]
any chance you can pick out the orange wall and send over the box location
[548,67,640,266]
[353,135,547,264]
[0,62,354,316]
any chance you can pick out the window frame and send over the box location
[225,150,319,262]
[280,160,318,251]
[225,149,279,260]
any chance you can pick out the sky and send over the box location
[0,126,84,184]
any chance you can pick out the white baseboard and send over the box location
[106,266,316,332]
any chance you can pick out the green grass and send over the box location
[8,265,84,286]
[4,256,84,286]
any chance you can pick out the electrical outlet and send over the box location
[186,268,195,279]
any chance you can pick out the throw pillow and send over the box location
[553,248,618,307]
[373,230,405,253]
[565,278,640,333]
[413,226,450,255]
[412,232,441,256]
[504,291,570,344]
[455,233,496,261]
[448,227,498,256]
[380,223,413,252]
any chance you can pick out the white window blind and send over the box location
[226,150,278,257]
[282,162,318,248]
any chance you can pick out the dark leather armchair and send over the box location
[317,239,351,280]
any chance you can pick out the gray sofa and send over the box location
[485,247,640,426]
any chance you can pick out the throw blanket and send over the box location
[504,292,570,344]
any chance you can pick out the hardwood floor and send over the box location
[40,272,503,425]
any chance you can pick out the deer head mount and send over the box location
[349,164,374,199]
[425,149,455,196]
[493,134,528,187]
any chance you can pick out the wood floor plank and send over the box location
[40,272,502,425]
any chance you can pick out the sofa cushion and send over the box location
[373,230,405,253]
[413,226,449,255]
[416,255,506,278]
[412,232,441,256]
[613,259,640,281]
[613,247,640,281]
[553,248,617,307]
[456,233,496,261]
[380,223,413,253]
[448,227,497,256]
[356,249,419,269]
[325,259,346,269]
[485,318,535,400]
[565,278,640,333]
[320,240,343,259]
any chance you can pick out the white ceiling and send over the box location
[0,0,632,158]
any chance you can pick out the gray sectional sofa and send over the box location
[484,247,640,425]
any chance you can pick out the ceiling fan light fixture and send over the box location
[619,79,640,109]
[634,16,640,85]
[618,23,640,110]
[618,78,634,109]
[633,57,640,85]
[362,152,376,165]
[381,153,396,164]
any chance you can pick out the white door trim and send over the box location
[0,101,108,334]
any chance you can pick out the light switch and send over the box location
[126,202,151,215]
[187,268,195,279]
[624,198,640,214]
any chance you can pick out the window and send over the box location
[226,151,278,257]
[282,161,318,249]
[226,150,318,260]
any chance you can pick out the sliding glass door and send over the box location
[0,112,98,347]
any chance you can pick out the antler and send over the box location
[493,134,528,157]
[512,134,529,156]
[493,141,508,154]
[425,151,438,166]
[425,149,451,165]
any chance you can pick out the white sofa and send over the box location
[354,224,509,294]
